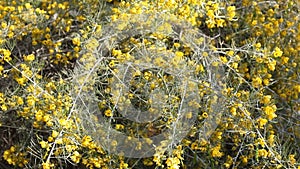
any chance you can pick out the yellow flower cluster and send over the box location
[2,146,28,167]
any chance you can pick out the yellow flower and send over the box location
[195,64,204,73]
[227,6,236,21]
[220,56,228,63]
[40,141,49,149]
[202,52,209,57]
[231,62,238,69]
[258,149,268,158]
[51,130,59,138]
[173,43,180,48]
[206,18,216,28]
[267,60,276,71]
[257,118,268,128]
[120,161,129,169]
[175,51,184,58]
[273,47,283,58]
[32,40,38,46]
[263,105,277,120]
[263,78,270,86]
[165,157,180,169]
[230,107,237,116]
[70,151,81,163]
[73,46,80,52]
[268,134,275,146]
[260,95,271,104]
[251,20,258,26]
[255,43,261,49]
[82,135,92,147]
[24,3,32,9]
[191,142,199,150]
[2,149,11,161]
[173,51,184,64]
[256,56,263,63]
[289,154,296,165]
[58,3,66,9]
[0,49,12,62]
[281,56,289,64]
[252,77,262,88]
[202,112,208,118]
[48,136,54,142]
[16,96,24,105]
[72,37,80,46]
[15,77,27,86]
[211,144,223,157]
[43,114,51,122]
[35,110,43,121]
[55,138,63,144]
[241,156,248,164]
[49,103,56,111]
[207,10,215,19]
[42,161,54,169]
[115,124,124,130]
[104,109,113,117]
[0,65,3,76]
[216,18,225,27]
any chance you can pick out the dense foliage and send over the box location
[0,0,299,168]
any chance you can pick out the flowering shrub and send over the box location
[0,0,299,168]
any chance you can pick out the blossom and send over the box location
[273,47,283,57]
[216,18,225,27]
[258,149,268,158]
[23,54,35,62]
[42,161,54,169]
[257,118,268,128]
[72,37,81,46]
[263,105,277,120]
[104,109,113,117]
[227,6,236,21]
[0,49,12,62]
[260,95,271,104]
[267,60,276,71]
[70,151,81,163]
[252,77,262,88]
[39,141,50,149]
[82,135,92,147]
[166,157,180,169]
[211,144,223,157]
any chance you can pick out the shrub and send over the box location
[0,0,299,168]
